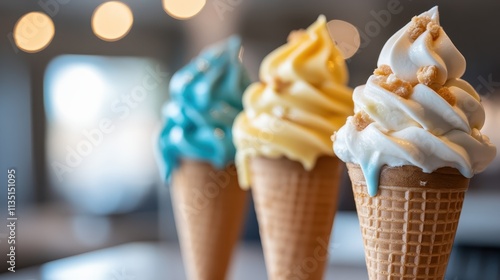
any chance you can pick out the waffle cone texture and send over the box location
[347,163,469,280]
[171,159,248,280]
[250,156,343,280]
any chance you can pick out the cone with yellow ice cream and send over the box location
[333,7,496,279]
[233,16,353,279]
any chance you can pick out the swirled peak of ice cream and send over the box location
[233,15,353,188]
[159,36,250,182]
[333,6,496,196]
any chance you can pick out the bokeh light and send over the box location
[163,0,206,20]
[13,12,55,53]
[327,20,361,59]
[92,1,133,42]
[48,64,107,125]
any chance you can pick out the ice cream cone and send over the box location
[171,159,248,280]
[250,156,342,280]
[347,163,469,280]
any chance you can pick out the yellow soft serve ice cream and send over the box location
[233,15,353,188]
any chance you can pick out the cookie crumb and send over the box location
[213,128,225,139]
[331,132,337,142]
[417,65,438,86]
[380,75,413,99]
[437,87,456,106]
[353,111,373,131]
[408,16,431,40]
[408,15,442,41]
[419,181,427,187]
[427,21,441,40]
[374,64,392,76]
[287,29,307,42]
[408,16,440,41]
[270,77,291,93]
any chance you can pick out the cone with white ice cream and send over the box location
[333,7,496,280]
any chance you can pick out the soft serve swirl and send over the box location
[333,7,496,196]
[233,16,353,188]
[159,36,250,182]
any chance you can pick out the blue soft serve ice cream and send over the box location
[159,36,250,182]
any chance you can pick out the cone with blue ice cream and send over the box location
[171,160,246,280]
[158,36,251,280]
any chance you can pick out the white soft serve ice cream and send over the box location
[333,6,496,196]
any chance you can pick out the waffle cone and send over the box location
[347,163,469,280]
[171,159,248,280]
[250,156,343,280]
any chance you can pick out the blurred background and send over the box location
[1,0,500,279]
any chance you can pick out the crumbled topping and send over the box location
[437,87,456,106]
[213,128,225,139]
[427,21,441,40]
[409,16,430,40]
[353,111,373,131]
[270,77,291,93]
[408,15,440,41]
[428,83,456,106]
[374,65,413,98]
[196,59,209,72]
[380,74,413,99]
[417,65,438,86]
[331,132,336,142]
[374,64,393,76]
[287,29,307,42]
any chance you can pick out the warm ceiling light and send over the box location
[327,20,361,59]
[163,0,206,20]
[13,12,55,53]
[92,1,133,42]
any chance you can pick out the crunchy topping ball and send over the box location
[429,84,456,106]
[408,16,431,40]
[353,111,373,131]
[270,77,291,93]
[213,128,225,139]
[196,59,209,72]
[380,74,413,99]
[427,21,441,40]
[287,29,307,42]
[330,133,337,142]
[408,16,440,41]
[417,65,438,85]
[374,64,393,76]
[437,87,456,106]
